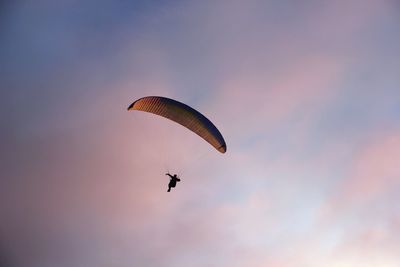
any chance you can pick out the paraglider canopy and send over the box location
[127,96,226,153]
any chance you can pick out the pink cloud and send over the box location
[317,129,400,237]
[327,130,400,210]
[344,132,400,199]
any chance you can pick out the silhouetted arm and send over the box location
[165,173,173,178]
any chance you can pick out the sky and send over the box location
[1,0,400,266]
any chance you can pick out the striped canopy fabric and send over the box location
[128,96,226,153]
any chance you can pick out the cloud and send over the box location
[1,0,400,266]
[321,129,400,216]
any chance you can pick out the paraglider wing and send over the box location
[127,96,226,153]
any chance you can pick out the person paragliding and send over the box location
[165,173,181,192]
[127,96,227,193]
